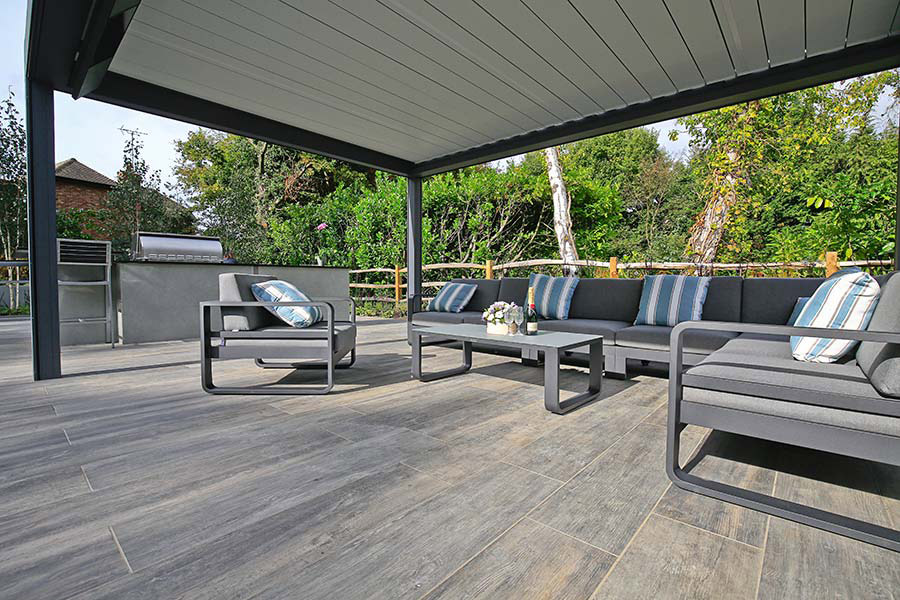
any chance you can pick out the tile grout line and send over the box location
[652,511,763,552]
[499,460,566,484]
[62,428,72,446]
[80,466,95,492]
[589,483,673,599]
[398,461,454,486]
[589,429,710,599]
[417,414,660,600]
[754,471,776,600]
[108,525,134,574]
[523,516,618,557]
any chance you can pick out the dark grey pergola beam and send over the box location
[68,0,141,99]
[411,36,900,177]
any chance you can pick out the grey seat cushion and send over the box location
[856,272,900,398]
[540,318,631,344]
[449,278,500,312]
[616,325,738,354]
[567,278,643,322]
[686,336,900,417]
[412,311,484,326]
[683,388,900,437]
[219,273,279,331]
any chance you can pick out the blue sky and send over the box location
[0,0,715,190]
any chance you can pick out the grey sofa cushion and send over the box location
[498,277,530,305]
[412,311,484,325]
[616,325,737,354]
[856,273,900,398]
[449,278,500,312]
[687,336,900,417]
[741,277,825,324]
[701,276,742,322]
[540,318,631,344]
[683,388,900,437]
[568,278,643,322]
[219,273,279,331]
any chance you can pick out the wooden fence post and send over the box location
[609,257,618,278]
[825,251,838,277]
[394,265,401,306]
[485,259,494,279]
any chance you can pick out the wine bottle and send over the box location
[525,286,538,335]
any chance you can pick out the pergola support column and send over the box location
[406,176,422,318]
[25,78,61,380]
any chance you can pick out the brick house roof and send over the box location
[55,158,116,187]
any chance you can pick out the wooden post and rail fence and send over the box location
[348,251,893,309]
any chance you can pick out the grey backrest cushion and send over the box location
[449,278,500,312]
[857,272,900,398]
[220,273,279,331]
[701,276,742,322]
[568,278,643,322]
[741,277,825,324]
[498,277,530,305]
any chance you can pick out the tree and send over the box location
[544,146,579,275]
[101,127,194,258]
[0,90,27,308]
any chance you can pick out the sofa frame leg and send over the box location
[667,414,900,552]
[254,349,356,370]
[202,355,337,395]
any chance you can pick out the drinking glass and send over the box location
[513,306,525,335]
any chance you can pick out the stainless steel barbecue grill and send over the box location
[132,232,223,263]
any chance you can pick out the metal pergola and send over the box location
[24,0,900,380]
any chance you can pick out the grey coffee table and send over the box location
[410,323,603,414]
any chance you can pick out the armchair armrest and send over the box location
[311,296,356,323]
[200,300,336,338]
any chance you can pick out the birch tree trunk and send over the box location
[544,146,579,276]
[254,141,269,227]
[687,150,739,265]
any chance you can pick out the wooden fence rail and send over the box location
[348,252,894,307]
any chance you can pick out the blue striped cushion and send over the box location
[428,282,477,313]
[634,275,711,326]
[250,280,321,328]
[791,271,881,363]
[527,274,579,320]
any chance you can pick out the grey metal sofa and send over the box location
[668,273,900,551]
[200,273,356,394]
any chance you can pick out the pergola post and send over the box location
[25,78,61,380]
[406,176,422,318]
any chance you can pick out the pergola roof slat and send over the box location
[759,0,806,68]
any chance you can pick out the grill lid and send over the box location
[132,232,223,263]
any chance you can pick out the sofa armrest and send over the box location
[312,296,356,323]
[200,301,336,338]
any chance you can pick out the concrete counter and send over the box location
[62,262,349,346]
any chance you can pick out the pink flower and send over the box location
[316,222,328,231]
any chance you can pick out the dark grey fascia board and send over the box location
[411,36,900,177]
[87,73,415,175]
[25,0,93,86]
[68,0,142,99]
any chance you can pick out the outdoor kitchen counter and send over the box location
[112,262,349,345]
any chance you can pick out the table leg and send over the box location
[411,331,473,382]
[544,340,603,414]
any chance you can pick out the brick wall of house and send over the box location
[56,179,110,212]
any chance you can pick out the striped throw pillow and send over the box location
[250,280,321,328]
[634,275,711,326]
[791,271,881,363]
[428,282,477,313]
[527,274,579,320]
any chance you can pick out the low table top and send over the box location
[411,323,603,351]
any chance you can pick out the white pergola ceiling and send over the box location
[108,0,900,164]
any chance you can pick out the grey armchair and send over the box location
[200,273,356,395]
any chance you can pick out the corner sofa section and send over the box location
[410,273,896,378]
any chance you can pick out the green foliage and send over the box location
[0,90,26,263]
[101,130,195,259]
[55,208,97,240]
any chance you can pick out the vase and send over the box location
[486,322,509,335]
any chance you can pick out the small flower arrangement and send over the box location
[483,301,516,324]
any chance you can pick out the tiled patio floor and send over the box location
[0,317,897,599]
